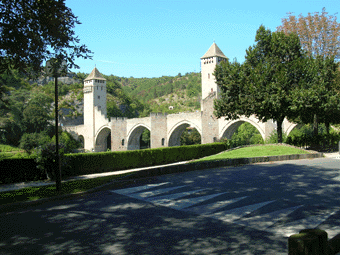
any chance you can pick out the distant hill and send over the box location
[0,70,203,131]
[120,72,202,115]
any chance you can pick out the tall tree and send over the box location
[290,56,340,134]
[277,8,340,135]
[214,25,305,143]
[0,0,92,76]
[277,8,340,61]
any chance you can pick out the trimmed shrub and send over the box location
[0,158,45,184]
[65,142,230,177]
[0,142,230,183]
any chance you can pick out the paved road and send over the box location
[1,157,340,254]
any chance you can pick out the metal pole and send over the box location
[55,75,62,193]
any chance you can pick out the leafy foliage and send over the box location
[215,25,306,143]
[35,142,70,180]
[180,128,201,145]
[19,132,50,155]
[231,122,264,146]
[277,8,340,61]
[290,56,340,131]
[51,131,82,153]
[0,0,92,75]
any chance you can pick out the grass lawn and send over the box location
[194,144,310,162]
[0,173,130,206]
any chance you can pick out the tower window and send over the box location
[122,139,125,146]
[101,86,103,91]
[98,96,100,99]
[162,138,165,146]
[208,73,210,79]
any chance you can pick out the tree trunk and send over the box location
[325,121,330,135]
[277,118,284,143]
[313,114,319,136]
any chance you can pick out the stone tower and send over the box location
[200,43,227,143]
[83,67,107,150]
[200,42,227,102]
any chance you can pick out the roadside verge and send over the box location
[0,151,324,214]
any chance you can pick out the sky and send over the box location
[65,0,339,78]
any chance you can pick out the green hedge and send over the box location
[0,158,45,184]
[65,142,229,177]
[286,133,340,150]
[0,142,230,184]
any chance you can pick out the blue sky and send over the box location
[66,0,339,78]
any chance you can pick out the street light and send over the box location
[46,58,67,193]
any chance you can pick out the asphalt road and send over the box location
[1,157,340,255]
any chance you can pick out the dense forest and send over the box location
[0,69,202,149]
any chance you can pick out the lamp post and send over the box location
[54,73,62,193]
[46,58,66,193]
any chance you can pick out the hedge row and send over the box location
[0,158,45,184]
[0,142,230,184]
[65,142,230,176]
[286,133,340,150]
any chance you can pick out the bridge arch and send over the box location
[78,135,84,148]
[127,124,151,150]
[285,123,303,137]
[168,120,202,147]
[95,125,111,152]
[220,119,265,141]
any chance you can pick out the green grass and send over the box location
[194,144,310,162]
[0,144,22,152]
[0,173,131,206]
[0,144,30,159]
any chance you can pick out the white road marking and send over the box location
[128,186,186,199]
[269,210,337,237]
[184,196,248,215]
[235,205,303,230]
[111,182,340,238]
[211,200,275,222]
[146,189,207,203]
[155,192,228,210]
[112,182,169,195]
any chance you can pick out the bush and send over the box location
[35,142,70,180]
[51,131,82,153]
[65,142,230,177]
[19,132,51,155]
[0,158,45,184]
[286,132,340,151]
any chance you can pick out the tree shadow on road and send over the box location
[1,158,339,254]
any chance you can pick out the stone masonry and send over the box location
[63,43,297,152]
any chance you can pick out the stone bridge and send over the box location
[63,43,299,152]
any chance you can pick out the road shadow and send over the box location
[1,158,339,254]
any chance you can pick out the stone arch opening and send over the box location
[168,123,201,147]
[286,123,303,137]
[95,127,111,152]
[78,135,84,148]
[127,125,151,150]
[220,120,265,142]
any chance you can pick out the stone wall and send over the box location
[151,113,167,148]
[201,92,219,143]
[111,117,127,151]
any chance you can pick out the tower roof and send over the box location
[201,42,226,59]
[85,67,106,81]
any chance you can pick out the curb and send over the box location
[123,152,324,179]
[0,152,323,214]
[0,174,136,215]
